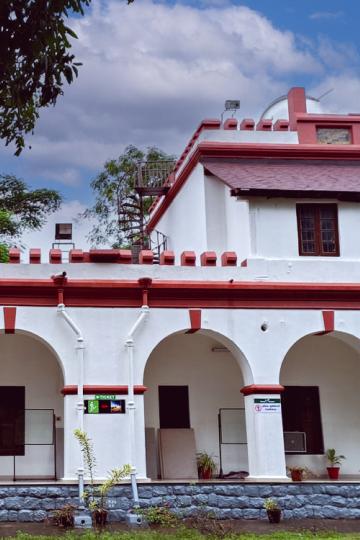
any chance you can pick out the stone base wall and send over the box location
[1,483,360,522]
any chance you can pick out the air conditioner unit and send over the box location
[284,431,307,453]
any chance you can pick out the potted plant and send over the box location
[264,498,281,523]
[196,451,217,479]
[288,466,305,482]
[326,448,346,480]
[74,429,131,526]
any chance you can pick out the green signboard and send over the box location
[254,398,281,413]
[95,394,116,400]
[87,400,100,414]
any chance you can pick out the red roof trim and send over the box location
[2,278,360,309]
[147,142,360,232]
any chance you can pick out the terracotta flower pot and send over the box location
[290,469,303,482]
[198,467,212,479]
[327,466,340,480]
[267,509,281,523]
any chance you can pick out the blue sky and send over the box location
[1,0,360,250]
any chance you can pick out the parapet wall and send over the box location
[0,482,360,522]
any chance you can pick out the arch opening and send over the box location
[0,331,64,480]
[280,331,360,477]
[143,330,249,480]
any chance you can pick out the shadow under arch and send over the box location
[142,327,250,479]
[280,329,360,377]
[279,329,360,475]
[0,328,65,480]
[2,328,66,381]
[141,327,253,386]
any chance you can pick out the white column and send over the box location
[244,393,287,479]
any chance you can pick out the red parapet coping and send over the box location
[221,251,237,266]
[12,248,246,266]
[89,249,120,263]
[223,118,238,130]
[119,250,132,264]
[200,251,217,266]
[240,119,255,130]
[160,250,175,265]
[274,119,289,131]
[9,248,20,264]
[49,249,62,264]
[139,250,154,264]
[181,251,196,266]
[29,249,41,264]
[69,249,84,263]
[240,259,248,267]
[256,119,272,131]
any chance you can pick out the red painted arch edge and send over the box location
[61,385,148,395]
[241,384,285,396]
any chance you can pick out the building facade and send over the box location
[1,87,360,484]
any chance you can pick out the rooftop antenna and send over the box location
[221,99,240,123]
[317,88,334,101]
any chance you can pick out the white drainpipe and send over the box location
[57,303,85,502]
[125,304,149,506]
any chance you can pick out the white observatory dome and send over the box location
[260,94,325,122]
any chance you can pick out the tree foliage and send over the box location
[83,145,175,249]
[0,174,62,244]
[0,0,92,155]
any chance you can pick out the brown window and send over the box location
[0,386,25,456]
[159,386,190,429]
[297,204,339,256]
[281,386,324,455]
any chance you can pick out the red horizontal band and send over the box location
[2,279,360,309]
[241,384,285,396]
[61,385,148,396]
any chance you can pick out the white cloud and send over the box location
[311,75,360,115]
[39,168,82,187]
[317,36,359,71]
[1,0,321,179]
[309,11,343,21]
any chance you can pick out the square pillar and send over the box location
[242,386,287,479]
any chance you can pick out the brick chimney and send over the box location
[288,87,306,131]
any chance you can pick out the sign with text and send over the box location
[254,398,281,413]
[84,399,125,414]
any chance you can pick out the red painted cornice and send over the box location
[146,141,360,232]
[2,278,360,309]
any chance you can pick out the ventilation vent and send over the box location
[284,431,307,453]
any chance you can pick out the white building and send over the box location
[1,87,360,483]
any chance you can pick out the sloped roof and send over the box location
[203,159,360,199]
